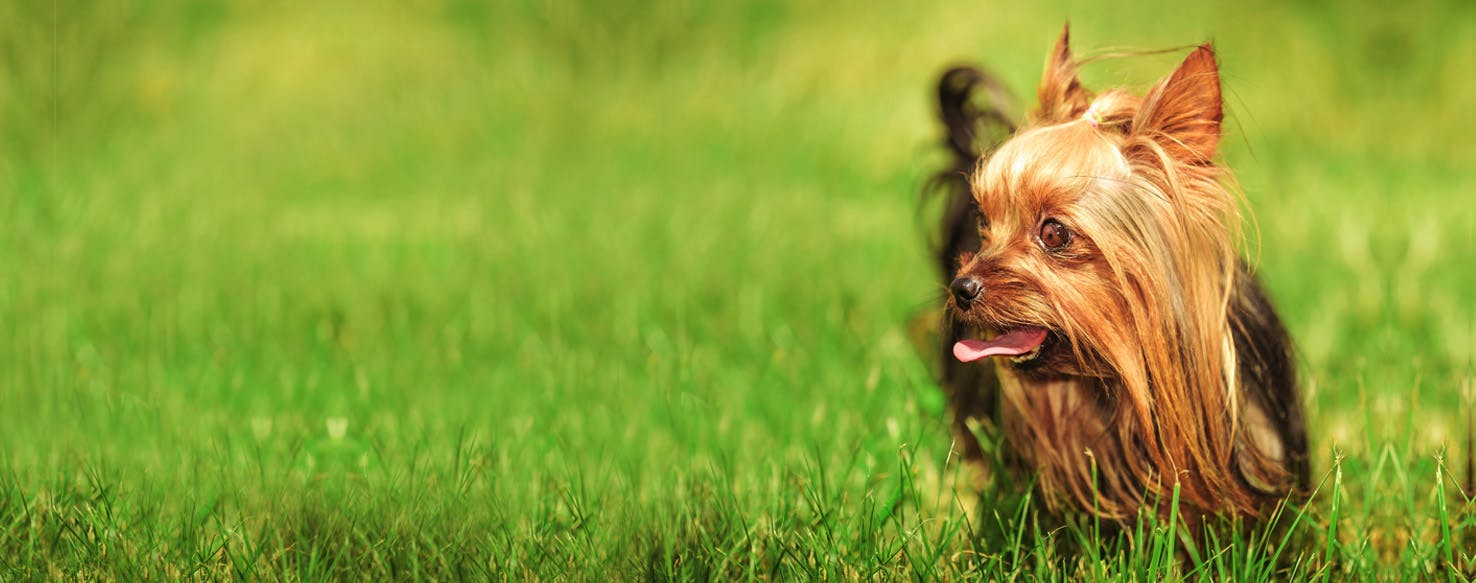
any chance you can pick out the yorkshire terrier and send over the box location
[927,27,1309,525]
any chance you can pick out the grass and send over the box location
[1,0,1473,579]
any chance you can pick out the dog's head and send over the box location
[948,27,1240,408]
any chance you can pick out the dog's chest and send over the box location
[994,365,1109,457]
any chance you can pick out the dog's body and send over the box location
[928,29,1308,524]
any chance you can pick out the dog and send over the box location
[926,26,1309,526]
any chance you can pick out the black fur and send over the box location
[1228,262,1311,490]
[925,66,1017,464]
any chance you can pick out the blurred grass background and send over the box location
[1,0,1473,578]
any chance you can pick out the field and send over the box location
[2,0,1474,579]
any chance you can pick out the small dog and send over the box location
[928,27,1309,525]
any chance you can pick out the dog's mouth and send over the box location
[953,326,1052,365]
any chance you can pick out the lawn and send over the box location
[1,0,1473,579]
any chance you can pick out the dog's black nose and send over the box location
[950,277,982,308]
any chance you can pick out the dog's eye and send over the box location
[1039,219,1072,251]
[976,211,989,233]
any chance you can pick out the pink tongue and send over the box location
[953,327,1049,363]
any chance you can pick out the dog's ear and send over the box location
[1032,24,1092,124]
[1131,45,1222,164]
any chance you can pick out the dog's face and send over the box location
[946,30,1234,389]
[947,123,1132,379]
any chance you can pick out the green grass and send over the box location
[1,0,1474,579]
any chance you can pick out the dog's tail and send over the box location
[919,65,1019,464]
[924,66,1019,281]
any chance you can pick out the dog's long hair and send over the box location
[927,27,1309,524]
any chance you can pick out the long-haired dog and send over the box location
[927,27,1309,525]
